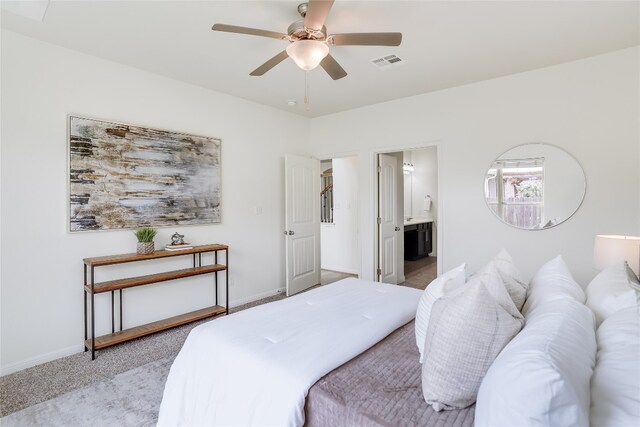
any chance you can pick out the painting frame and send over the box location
[68,115,222,233]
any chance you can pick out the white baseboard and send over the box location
[229,287,285,308]
[1,344,85,377]
[1,287,287,376]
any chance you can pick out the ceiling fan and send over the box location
[211,0,402,80]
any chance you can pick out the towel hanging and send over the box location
[423,195,432,212]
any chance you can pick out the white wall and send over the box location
[320,161,332,173]
[320,156,359,274]
[0,30,310,374]
[310,47,640,286]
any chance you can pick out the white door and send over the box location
[378,154,399,284]
[285,154,321,296]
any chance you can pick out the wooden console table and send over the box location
[83,244,228,359]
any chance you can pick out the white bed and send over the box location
[158,257,640,427]
[157,278,421,427]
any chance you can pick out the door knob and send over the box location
[395,226,401,231]
[288,230,295,235]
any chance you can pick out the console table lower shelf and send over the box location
[85,305,226,351]
[83,244,229,359]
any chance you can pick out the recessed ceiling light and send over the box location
[286,99,297,107]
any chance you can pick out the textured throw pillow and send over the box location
[522,255,585,316]
[476,298,596,427]
[585,261,640,325]
[477,250,528,310]
[421,272,524,411]
[414,263,466,363]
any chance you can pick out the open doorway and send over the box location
[402,147,438,288]
[375,146,438,289]
[320,156,359,285]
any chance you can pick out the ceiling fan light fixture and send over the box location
[286,40,329,71]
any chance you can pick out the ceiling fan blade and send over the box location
[304,0,335,31]
[320,54,347,80]
[250,50,289,76]
[212,24,286,40]
[331,32,402,46]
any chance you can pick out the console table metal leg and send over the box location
[225,249,229,315]
[120,289,123,331]
[83,264,87,352]
[111,291,115,333]
[215,252,218,306]
[91,266,95,360]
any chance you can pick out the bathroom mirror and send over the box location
[484,143,586,230]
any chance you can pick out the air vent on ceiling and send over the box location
[370,54,404,70]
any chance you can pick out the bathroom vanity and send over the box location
[404,217,433,260]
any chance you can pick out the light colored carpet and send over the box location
[1,270,415,426]
[2,357,172,427]
[0,271,354,419]
[0,296,282,418]
[0,320,199,419]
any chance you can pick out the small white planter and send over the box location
[137,241,155,255]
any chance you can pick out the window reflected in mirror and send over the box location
[486,158,544,229]
[484,143,585,230]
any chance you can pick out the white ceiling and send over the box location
[2,1,639,117]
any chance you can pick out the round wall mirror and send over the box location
[484,143,586,230]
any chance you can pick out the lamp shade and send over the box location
[593,235,640,277]
[286,40,329,71]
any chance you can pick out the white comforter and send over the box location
[157,278,421,427]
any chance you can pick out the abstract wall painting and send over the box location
[69,116,221,232]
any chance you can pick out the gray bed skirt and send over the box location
[305,321,475,427]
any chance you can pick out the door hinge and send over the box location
[377,217,381,225]
[377,165,381,173]
[376,268,382,276]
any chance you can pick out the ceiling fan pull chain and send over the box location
[304,71,310,111]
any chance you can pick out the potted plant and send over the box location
[134,227,157,255]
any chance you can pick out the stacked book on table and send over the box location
[165,243,193,251]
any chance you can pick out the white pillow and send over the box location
[478,248,524,282]
[475,298,596,427]
[476,249,528,310]
[422,271,524,411]
[414,263,466,363]
[590,306,640,427]
[522,255,585,316]
[585,261,639,325]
